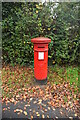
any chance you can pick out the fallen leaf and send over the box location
[17,112,20,115]
[44,109,47,112]
[36,112,39,114]
[30,98,33,101]
[41,110,44,113]
[16,94,20,98]
[38,99,42,102]
[69,117,73,119]
[19,109,23,113]
[52,108,55,111]
[33,109,35,113]
[23,95,26,101]
[74,113,77,117]
[33,101,37,104]
[37,113,40,117]
[42,114,45,118]
[29,109,32,112]
[38,101,42,104]
[24,107,26,110]
[14,110,16,113]
[23,111,27,116]
[11,98,15,102]
[31,116,33,119]
[25,104,30,107]
[8,107,10,109]
[15,109,20,112]
[68,95,71,100]
[56,116,58,118]
[47,115,49,118]
[48,107,50,110]
[3,108,7,111]
[54,85,56,90]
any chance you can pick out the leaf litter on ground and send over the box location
[2,65,80,118]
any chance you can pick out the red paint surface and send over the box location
[31,37,51,43]
[31,37,51,80]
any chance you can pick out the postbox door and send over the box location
[34,50,48,80]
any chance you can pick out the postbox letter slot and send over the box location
[38,46,45,48]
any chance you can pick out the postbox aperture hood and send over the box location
[31,37,51,43]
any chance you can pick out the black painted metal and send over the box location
[34,77,47,85]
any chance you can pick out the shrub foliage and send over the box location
[2,2,80,65]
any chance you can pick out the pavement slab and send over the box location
[2,98,79,119]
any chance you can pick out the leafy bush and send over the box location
[2,2,80,65]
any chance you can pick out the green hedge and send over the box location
[2,2,80,66]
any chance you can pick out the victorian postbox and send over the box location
[31,37,51,83]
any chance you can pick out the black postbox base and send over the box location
[34,77,47,85]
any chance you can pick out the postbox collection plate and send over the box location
[38,52,44,60]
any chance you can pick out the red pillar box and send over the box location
[31,37,51,84]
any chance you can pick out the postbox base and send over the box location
[34,77,47,85]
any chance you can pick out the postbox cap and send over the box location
[31,37,51,43]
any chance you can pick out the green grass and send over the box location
[48,64,79,89]
[63,96,68,103]
[66,66,78,85]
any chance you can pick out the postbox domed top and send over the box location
[31,37,51,43]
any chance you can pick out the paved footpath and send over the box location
[2,98,79,119]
